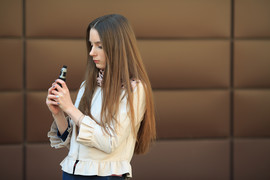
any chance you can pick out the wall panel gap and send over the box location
[22,0,26,180]
[230,0,235,180]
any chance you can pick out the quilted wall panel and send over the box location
[0,0,269,179]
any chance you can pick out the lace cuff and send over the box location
[57,120,70,141]
[48,117,72,149]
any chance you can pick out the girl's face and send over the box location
[89,28,106,70]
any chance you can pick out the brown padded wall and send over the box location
[26,144,68,180]
[26,40,86,90]
[26,40,230,90]
[26,91,78,142]
[26,92,54,142]
[132,140,230,180]
[0,92,23,143]
[234,90,270,137]
[26,0,230,38]
[0,0,22,37]
[155,90,230,138]
[0,0,270,179]
[234,40,270,88]
[234,139,270,180]
[139,40,230,88]
[0,145,23,180]
[235,0,270,38]
[0,39,23,90]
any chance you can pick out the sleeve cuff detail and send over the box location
[76,116,95,146]
[76,116,113,154]
[57,119,70,141]
[47,117,72,149]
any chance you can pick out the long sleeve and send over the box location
[47,117,73,149]
[47,82,84,149]
[57,120,70,141]
[76,82,146,154]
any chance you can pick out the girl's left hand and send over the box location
[51,79,74,113]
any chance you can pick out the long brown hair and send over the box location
[79,14,156,154]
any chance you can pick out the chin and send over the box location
[96,65,105,70]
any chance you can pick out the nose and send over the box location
[89,47,96,56]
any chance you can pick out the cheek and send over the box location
[100,56,107,69]
[101,52,106,63]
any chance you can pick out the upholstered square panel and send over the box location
[0,0,22,36]
[26,91,79,142]
[0,92,23,143]
[234,90,270,137]
[26,0,230,38]
[234,40,270,88]
[235,0,270,37]
[234,139,270,180]
[139,40,230,89]
[26,40,86,90]
[0,145,23,180]
[132,140,230,180]
[154,90,230,138]
[26,144,68,180]
[0,39,23,90]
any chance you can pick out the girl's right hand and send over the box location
[46,85,63,115]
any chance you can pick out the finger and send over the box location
[48,100,59,106]
[54,83,63,92]
[55,79,67,89]
[46,98,56,106]
[47,94,58,100]
[48,86,54,94]
[46,95,59,103]
[51,90,59,96]
[52,81,57,86]
[46,99,58,106]
[48,84,58,94]
[50,88,59,96]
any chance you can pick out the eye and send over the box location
[98,45,103,49]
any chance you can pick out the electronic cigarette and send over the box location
[58,65,67,87]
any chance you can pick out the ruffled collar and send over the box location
[97,69,104,87]
[96,69,139,89]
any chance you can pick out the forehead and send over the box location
[89,28,101,43]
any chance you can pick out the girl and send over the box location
[47,14,156,179]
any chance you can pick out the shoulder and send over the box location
[130,79,146,93]
[77,81,86,95]
[121,79,144,95]
[74,82,86,108]
[130,79,140,91]
[131,80,146,102]
[80,81,86,88]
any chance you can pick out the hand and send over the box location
[50,79,74,113]
[46,83,63,115]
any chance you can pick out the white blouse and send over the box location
[48,82,146,178]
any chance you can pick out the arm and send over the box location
[47,80,84,148]
[53,112,68,135]
[47,82,71,149]
[47,116,72,149]
[46,84,69,134]
[76,82,146,154]
[52,79,86,127]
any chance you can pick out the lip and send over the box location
[93,60,99,63]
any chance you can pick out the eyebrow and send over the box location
[89,41,102,44]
